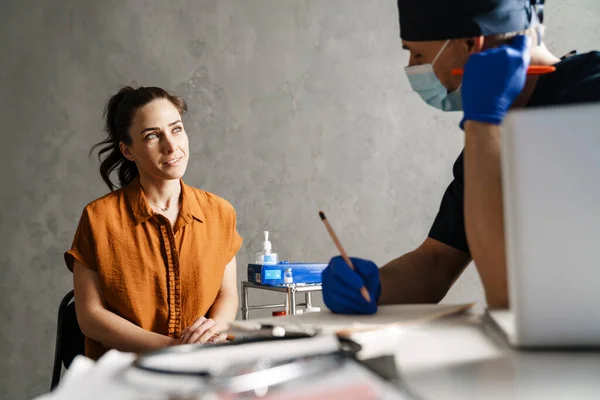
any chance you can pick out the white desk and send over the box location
[39,311,600,400]
[395,313,600,399]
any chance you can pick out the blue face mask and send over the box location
[404,40,463,112]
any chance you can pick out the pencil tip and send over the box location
[318,211,326,220]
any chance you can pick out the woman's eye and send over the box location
[145,133,158,140]
[173,126,182,134]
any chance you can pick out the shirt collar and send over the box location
[125,177,205,225]
[180,179,205,224]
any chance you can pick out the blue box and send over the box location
[247,262,327,286]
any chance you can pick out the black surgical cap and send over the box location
[398,0,544,41]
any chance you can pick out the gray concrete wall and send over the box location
[1,0,598,397]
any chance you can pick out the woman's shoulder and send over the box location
[80,187,128,219]
[186,186,236,215]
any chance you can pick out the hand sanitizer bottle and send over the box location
[255,231,278,265]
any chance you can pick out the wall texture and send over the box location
[1,0,598,397]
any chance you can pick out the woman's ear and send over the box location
[465,36,484,54]
[119,142,135,162]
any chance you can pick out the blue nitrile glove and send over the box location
[461,35,531,129]
[322,256,381,315]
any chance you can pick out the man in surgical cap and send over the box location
[322,0,600,313]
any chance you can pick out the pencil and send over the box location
[318,211,372,303]
[451,65,556,76]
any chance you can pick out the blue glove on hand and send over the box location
[461,35,531,128]
[322,256,381,314]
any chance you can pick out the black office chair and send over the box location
[50,290,85,390]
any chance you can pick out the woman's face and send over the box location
[120,98,189,182]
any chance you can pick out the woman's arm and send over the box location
[73,260,177,353]
[207,256,239,322]
[180,257,239,344]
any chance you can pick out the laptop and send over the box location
[487,102,600,348]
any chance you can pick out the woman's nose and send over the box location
[162,134,178,153]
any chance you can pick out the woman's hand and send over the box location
[180,317,229,344]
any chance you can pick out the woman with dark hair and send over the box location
[65,86,242,360]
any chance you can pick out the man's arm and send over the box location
[457,35,532,309]
[463,121,508,308]
[379,237,471,304]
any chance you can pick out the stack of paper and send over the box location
[233,303,473,335]
[232,303,473,360]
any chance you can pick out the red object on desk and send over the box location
[273,310,287,317]
[451,65,556,76]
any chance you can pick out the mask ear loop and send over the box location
[431,39,451,67]
[431,39,461,95]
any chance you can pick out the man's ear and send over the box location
[119,142,135,162]
[465,36,484,54]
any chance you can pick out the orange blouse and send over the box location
[64,178,242,360]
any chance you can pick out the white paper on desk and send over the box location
[34,351,147,400]
[36,348,411,400]
[234,304,472,361]
[35,350,211,400]
[237,303,473,334]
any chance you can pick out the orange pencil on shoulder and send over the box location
[451,65,556,76]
